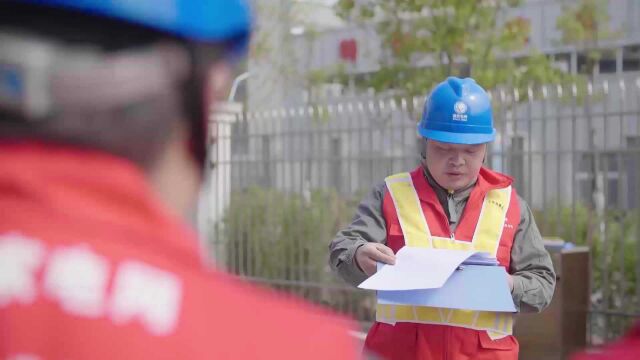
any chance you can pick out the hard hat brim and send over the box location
[419,128,496,145]
[18,0,252,46]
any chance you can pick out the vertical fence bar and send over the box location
[348,100,355,197]
[568,84,578,247]
[528,88,535,209]
[541,86,548,229]
[555,84,563,236]
[368,100,375,186]
[635,78,640,315]
[500,90,508,174]
[600,80,613,341]
[616,79,627,337]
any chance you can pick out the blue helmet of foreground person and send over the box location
[418,77,496,145]
[15,0,252,55]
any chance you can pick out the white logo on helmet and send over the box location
[453,101,468,121]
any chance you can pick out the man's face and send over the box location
[424,139,486,191]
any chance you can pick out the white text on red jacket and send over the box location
[0,233,182,336]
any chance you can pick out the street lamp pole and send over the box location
[228,71,251,102]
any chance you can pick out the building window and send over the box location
[551,53,571,73]
[622,46,640,72]
[626,136,640,209]
[508,135,525,193]
[598,56,617,74]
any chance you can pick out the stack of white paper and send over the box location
[462,252,499,266]
[358,247,478,291]
[358,246,516,312]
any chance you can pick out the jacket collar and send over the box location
[0,140,200,260]
[423,166,475,203]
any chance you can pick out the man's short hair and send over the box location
[0,2,220,168]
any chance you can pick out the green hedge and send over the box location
[535,204,638,310]
[221,187,359,280]
[219,187,373,319]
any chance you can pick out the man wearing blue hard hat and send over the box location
[0,1,359,359]
[331,77,556,359]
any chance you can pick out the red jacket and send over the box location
[0,142,358,360]
[571,323,640,360]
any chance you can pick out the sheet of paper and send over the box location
[357,247,479,291]
[377,265,516,312]
[462,252,499,266]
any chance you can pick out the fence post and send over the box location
[200,101,243,266]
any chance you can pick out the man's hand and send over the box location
[355,243,396,276]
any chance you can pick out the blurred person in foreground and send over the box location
[0,1,359,359]
[330,77,556,359]
[571,322,640,360]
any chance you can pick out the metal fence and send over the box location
[205,74,640,345]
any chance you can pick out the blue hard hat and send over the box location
[418,77,495,145]
[15,0,252,56]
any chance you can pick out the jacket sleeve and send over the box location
[329,182,387,287]
[509,196,557,313]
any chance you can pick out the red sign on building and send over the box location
[339,38,358,63]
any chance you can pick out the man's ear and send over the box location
[420,138,428,160]
[483,144,488,164]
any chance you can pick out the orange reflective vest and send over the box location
[365,166,521,359]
